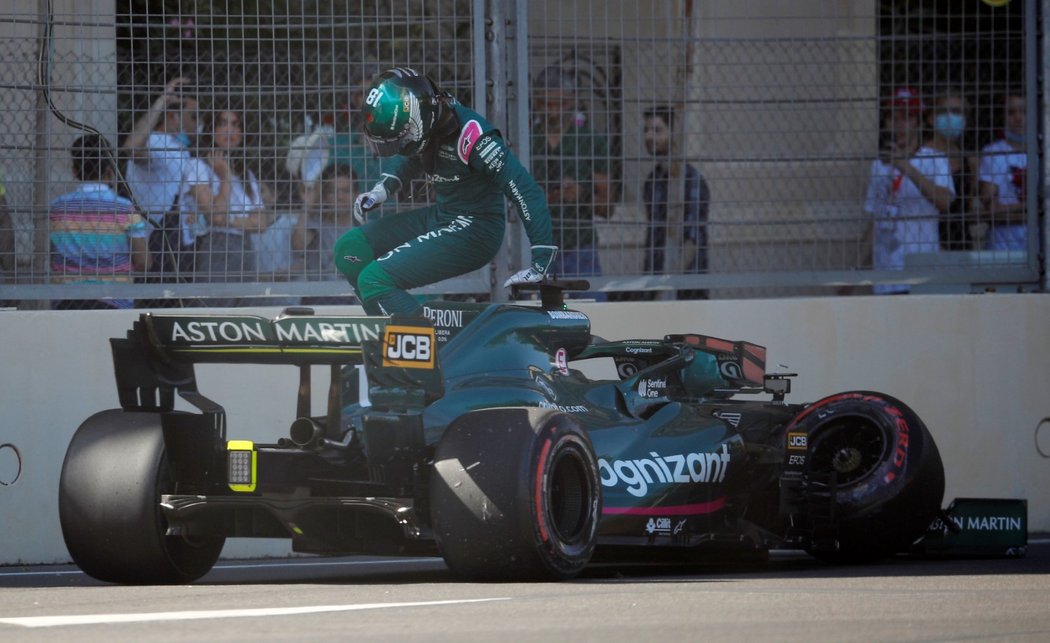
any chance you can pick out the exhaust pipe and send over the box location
[289,417,324,447]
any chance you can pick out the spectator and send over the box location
[292,162,358,304]
[530,66,610,297]
[337,67,557,315]
[250,161,299,281]
[195,107,276,306]
[925,90,981,251]
[642,105,710,300]
[979,90,1028,251]
[122,76,210,284]
[49,134,150,309]
[862,87,954,294]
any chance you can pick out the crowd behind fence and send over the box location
[0,1,1043,309]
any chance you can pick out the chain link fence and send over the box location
[0,0,1042,308]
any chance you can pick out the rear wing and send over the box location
[136,311,390,365]
[110,311,435,416]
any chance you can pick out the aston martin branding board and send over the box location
[147,314,387,347]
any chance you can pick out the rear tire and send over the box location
[791,392,944,564]
[59,410,225,584]
[429,408,601,581]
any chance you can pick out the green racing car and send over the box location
[59,281,945,583]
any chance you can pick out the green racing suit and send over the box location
[333,103,554,315]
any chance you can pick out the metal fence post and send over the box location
[30,0,51,310]
[481,0,522,302]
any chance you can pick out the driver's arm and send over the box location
[470,133,553,249]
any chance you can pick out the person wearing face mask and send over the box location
[860,87,955,294]
[122,76,211,291]
[925,90,981,250]
[978,90,1028,251]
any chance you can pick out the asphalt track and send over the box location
[1,542,1048,642]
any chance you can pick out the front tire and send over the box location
[59,410,225,584]
[429,408,601,581]
[791,392,945,563]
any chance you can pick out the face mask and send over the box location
[175,132,192,147]
[934,113,965,140]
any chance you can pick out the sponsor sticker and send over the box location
[457,119,484,163]
[637,377,667,399]
[645,517,672,535]
[598,445,731,497]
[382,325,436,369]
[555,347,569,375]
[787,432,808,450]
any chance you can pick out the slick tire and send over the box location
[791,392,945,564]
[59,410,225,584]
[429,407,601,581]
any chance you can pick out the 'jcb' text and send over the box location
[382,325,436,369]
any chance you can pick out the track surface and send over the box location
[1,543,1047,642]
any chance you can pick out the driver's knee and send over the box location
[333,228,375,285]
[357,262,398,302]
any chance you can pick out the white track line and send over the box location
[0,598,510,628]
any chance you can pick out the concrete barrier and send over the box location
[1,295,1047,565]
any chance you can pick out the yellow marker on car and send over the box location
[226,440,256,492]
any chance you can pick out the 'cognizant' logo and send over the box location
[598,445,730,497]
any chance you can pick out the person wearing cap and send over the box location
[861,87,955,294]
[978,89,1028,251]
[333,66,557,316]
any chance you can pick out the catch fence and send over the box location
[0,1,1042,308]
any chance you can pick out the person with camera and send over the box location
[122,76,211,287]
[861,87,954,294]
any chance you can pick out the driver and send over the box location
[333,67,558,315]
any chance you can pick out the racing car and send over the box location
[59,281,945,583]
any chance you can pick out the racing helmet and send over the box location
[362,67,442,157]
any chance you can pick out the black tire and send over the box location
[791,392,945,564]
[429,407,601,581]
[59,410,225,584]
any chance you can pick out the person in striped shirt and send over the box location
[49,134,150,309]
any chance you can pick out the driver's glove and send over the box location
[504,245,558,288]
[353,183,388,224]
